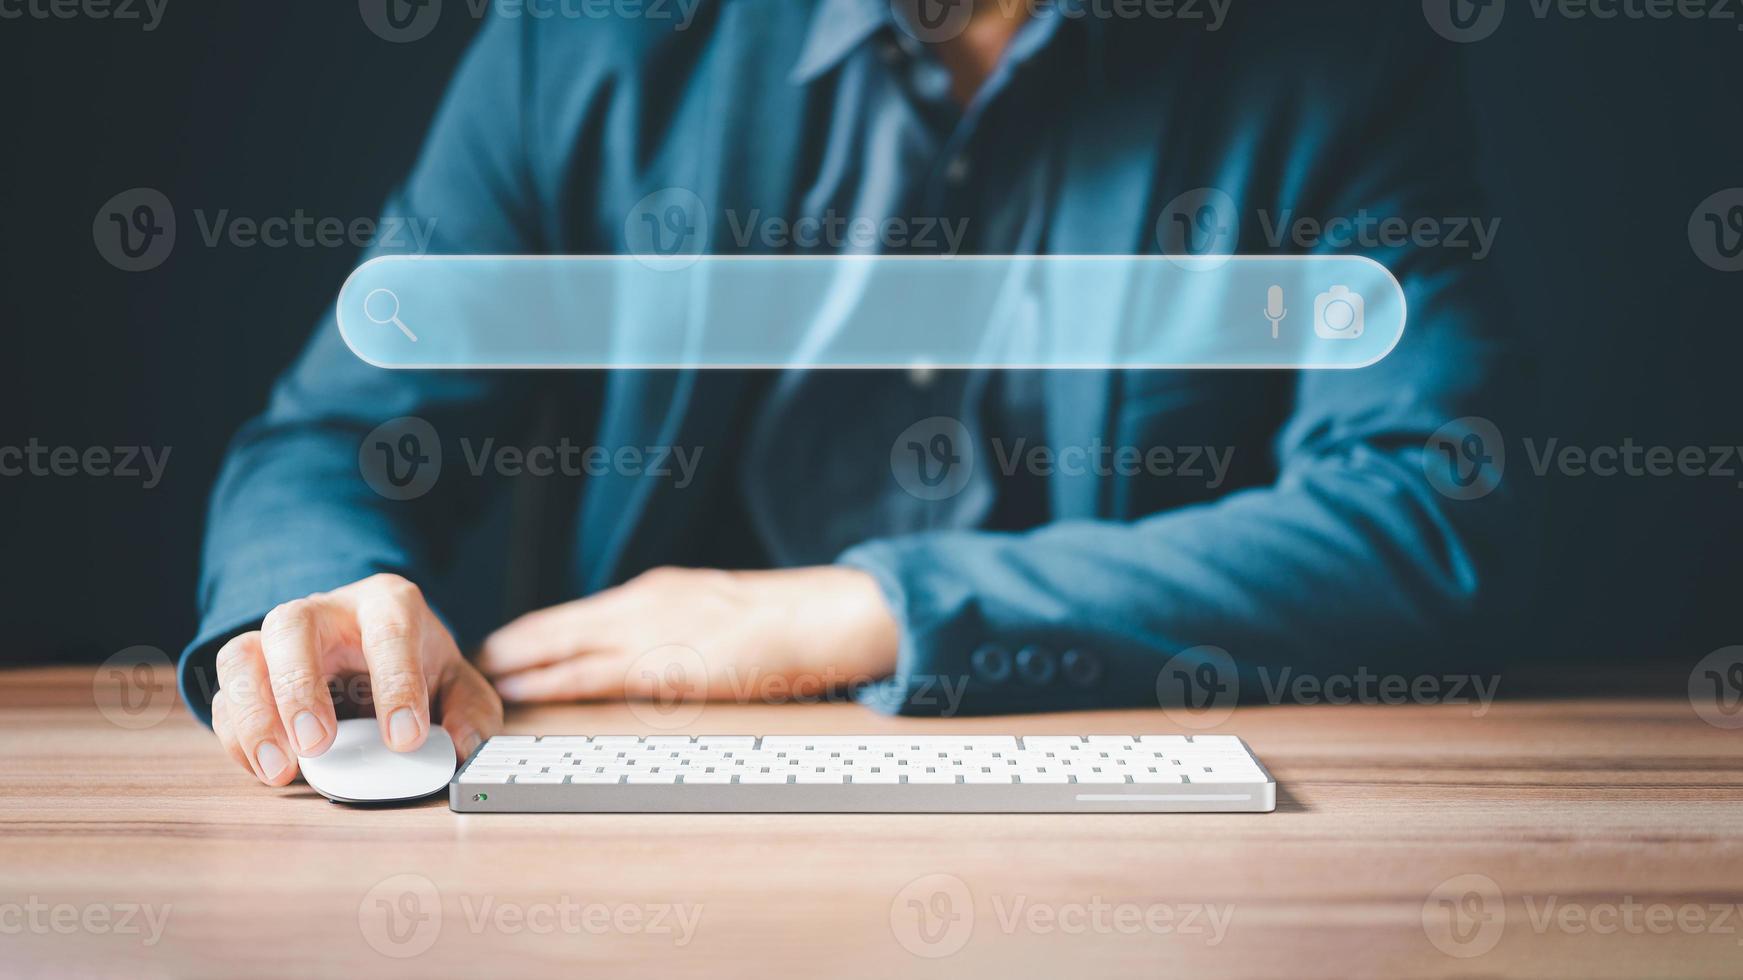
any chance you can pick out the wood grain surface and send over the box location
[2,663,1740,979]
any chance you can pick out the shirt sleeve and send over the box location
[841,27,1536,717]
[178,17,549,723]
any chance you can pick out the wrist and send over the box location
[828,566,901,681]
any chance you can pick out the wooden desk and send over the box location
[2,664,1740,978]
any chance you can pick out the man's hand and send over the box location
[210,574,503,787]
[478,566,900,705]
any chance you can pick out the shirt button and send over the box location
[1062,649,1104,688]
[1016,646,1058,687]
[971,645,1013,684]
[945,154,971,186]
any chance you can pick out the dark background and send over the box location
[3,5,1739,670]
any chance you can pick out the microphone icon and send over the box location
[1264,285,1287,339]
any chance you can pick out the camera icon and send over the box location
[1314,285,1365,340]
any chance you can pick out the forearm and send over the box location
[843,441,1527,716]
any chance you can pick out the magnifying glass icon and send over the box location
[363,288,418,342]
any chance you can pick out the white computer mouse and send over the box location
[298,717,456,804]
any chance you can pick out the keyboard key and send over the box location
[1021,736,1086,750]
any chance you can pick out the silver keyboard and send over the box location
[449,735,1275,813]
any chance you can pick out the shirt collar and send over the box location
[789,0,890,84]
[789,0,1091,85]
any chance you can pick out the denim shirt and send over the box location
[181,0,1531,719]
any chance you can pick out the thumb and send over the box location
[436,659,504,760]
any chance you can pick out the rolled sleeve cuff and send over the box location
[837,534,1136,717]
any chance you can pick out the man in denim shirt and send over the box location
[181,1,1527,789]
